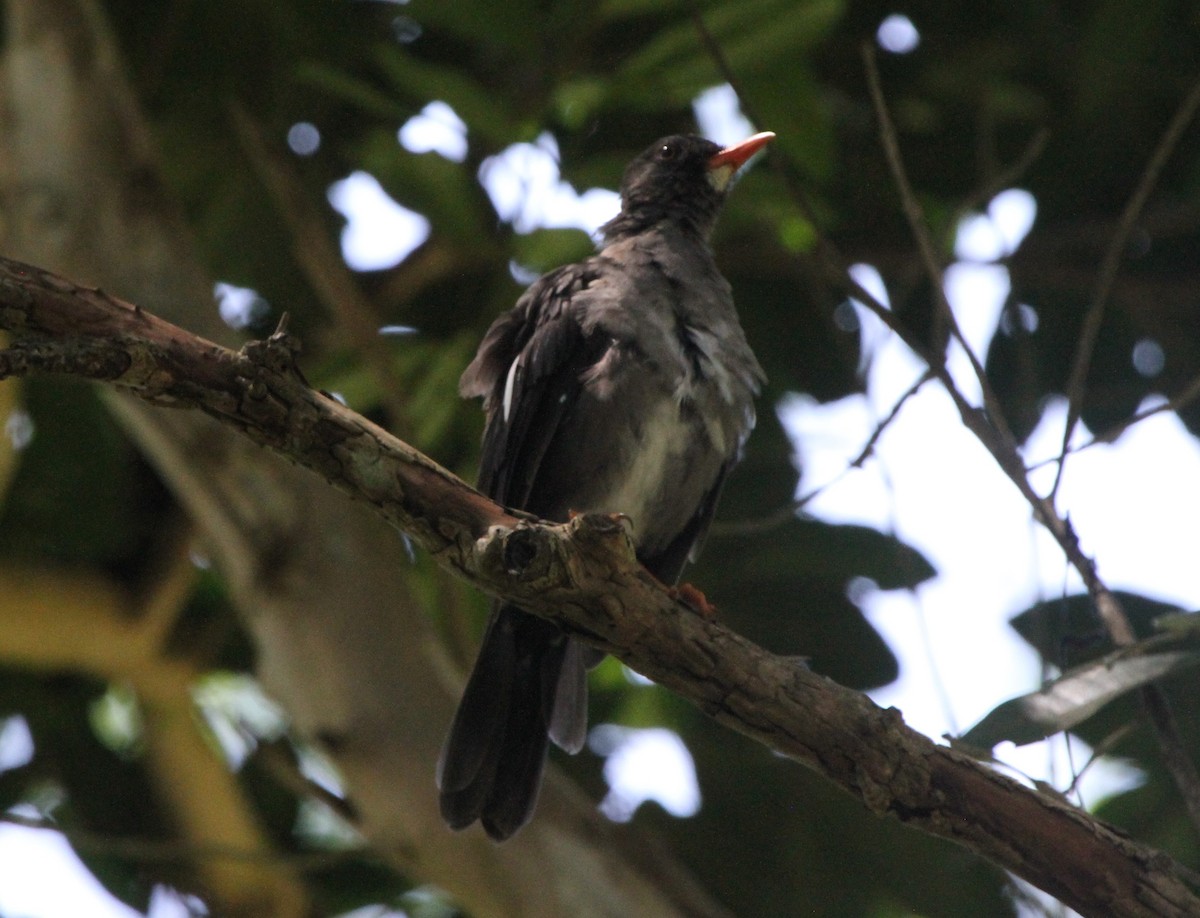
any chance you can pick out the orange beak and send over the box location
[707,131,775,190]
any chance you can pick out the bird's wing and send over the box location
[444,262,609,833]
[641,460,731,585]
[460,262,609,510]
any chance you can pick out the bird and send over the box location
[437,131,773,840]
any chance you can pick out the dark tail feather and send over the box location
[438,605,587,840]
[548,639,591,753]
[479,671,555,840]
[437,609,515,831]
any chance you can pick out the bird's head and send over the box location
[603,131,774,242]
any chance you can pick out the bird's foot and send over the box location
[567,509,631,523]
[671,582,719,620]
[606,511,632,529]
[566,510,633,536]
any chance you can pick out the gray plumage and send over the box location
[438,132,770,840]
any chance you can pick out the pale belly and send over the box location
[560,396,727,556]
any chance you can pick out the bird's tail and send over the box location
[437,605,590,840]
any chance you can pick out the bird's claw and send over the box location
[671,582,718,620]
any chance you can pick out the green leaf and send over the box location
[1010,591,1181,665]
[371,48,519,147]
[511,228,597,274]
[293,60,412,121]
[0,380,168,567]
[959,647,1200,751]
[306,859,414,915]
[617,0,837,77]
[403,0,540,48]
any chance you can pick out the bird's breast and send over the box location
[594,397,705,540]
[542,369,736,555]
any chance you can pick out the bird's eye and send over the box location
[657,143,678,162]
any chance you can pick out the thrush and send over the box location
[438,131,772,840]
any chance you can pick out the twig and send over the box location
[957,127,1050,219]
[708,493,813,539]
[1141,678,1200,830]
[1026,372,1200,473]
[255,742,360,825]
[848,370,935,467]
[1052,76,1200,499]
[713,371,933,538]
[687,0,765,131]
[860,44,1019,452]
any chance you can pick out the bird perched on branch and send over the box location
[438,131,773,840]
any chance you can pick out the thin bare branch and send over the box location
[687,0,765,130]
[713,371,933,538]
[958,127,1050,218]
[860,44,1020,452]
[1052,76,1200,498]
[1026,372,1200,473]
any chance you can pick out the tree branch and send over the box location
[0,255,1196,917]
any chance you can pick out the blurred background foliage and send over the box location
[2,0,1200,915]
